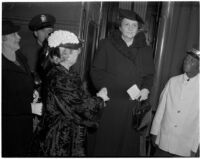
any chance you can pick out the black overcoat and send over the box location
[2,51,34,156]
[90,31,154,156]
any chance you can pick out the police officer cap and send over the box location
[29,13,56,31]
[187,48,200,60]
[2,20,20,35]
[119,9,144,24]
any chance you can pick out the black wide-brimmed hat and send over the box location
[2,20,20,35]
[119,9,144,24]
[29,13,56,31]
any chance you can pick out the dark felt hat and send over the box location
[29,13,56,31]
[2,20,20,35]
[187,48,200,60]
[119,9,144,24]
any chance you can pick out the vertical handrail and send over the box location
[79,2,87,80]
[151,1,174,110]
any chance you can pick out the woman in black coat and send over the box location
[2,21,35,156]
[90,9,155,156]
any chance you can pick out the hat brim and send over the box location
[3,25,20,35]
[29,22,54,31]
[119,9,144,24]
[59,42,83,49]
[187,51,199,60]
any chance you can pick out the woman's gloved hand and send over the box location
[33,89,40,103]
[139,88,150,101]
[96,87,110,102]
[31,102,43,116]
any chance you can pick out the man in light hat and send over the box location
[150,48,200,157]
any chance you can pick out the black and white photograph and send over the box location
[1,0,199,157]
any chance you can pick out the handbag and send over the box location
[132,99,152,136]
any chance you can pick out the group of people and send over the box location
[2,9,199,157]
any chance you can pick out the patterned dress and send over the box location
[34,64,104,157]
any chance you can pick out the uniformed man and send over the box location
[28,13,56,131]
[150,48,200,157]
[28,13,56,76]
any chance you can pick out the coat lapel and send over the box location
[109,30,147,64]
[2,52,31,75]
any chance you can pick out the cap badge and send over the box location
[40,15,47,22]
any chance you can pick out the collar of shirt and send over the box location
[183,73,199,82]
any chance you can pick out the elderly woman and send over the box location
[2,21,42,157]
[33,30,109,157]
[90,9,155,156]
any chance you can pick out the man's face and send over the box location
[183,54,199,73]
[34,27,53,45]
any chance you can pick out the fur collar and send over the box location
[108,30,147,63]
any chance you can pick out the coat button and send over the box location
[174,125,178,128]
[177,110,181,113]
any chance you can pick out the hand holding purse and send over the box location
[132,99,152,136]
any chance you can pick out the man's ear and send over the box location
[33,31,38,38]
[119,27,122,32]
